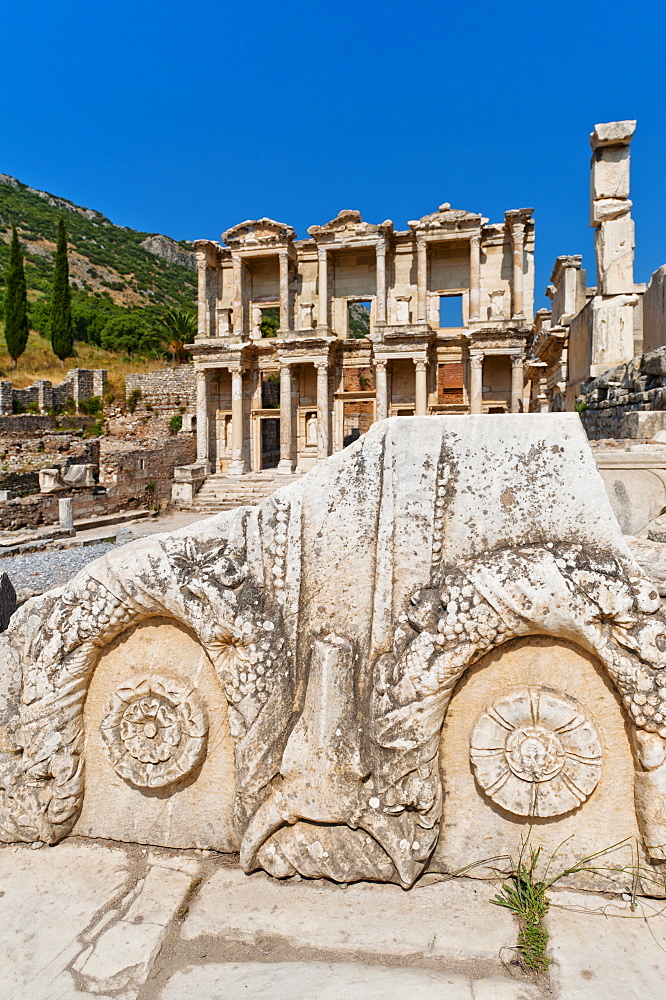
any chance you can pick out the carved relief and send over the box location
[470,688,602,816]
[100,675,208,789]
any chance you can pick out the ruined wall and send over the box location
[0,370,107,415]
[125,367,196,413]
[643,265,666,354]
[578,345,666,438]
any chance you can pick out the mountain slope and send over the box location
[0,174,196,313]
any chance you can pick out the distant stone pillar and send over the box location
[229,366,246,476]
[196,252,209,338]
[232,254,245,337]
[376,237,387,325]
[279,252,291,333]
[590,120,636,295]
[414,359,428,416]
[511,224,525,320]
[416,237,428,324]
[375,360,388,421]
[277,364,293,474]
[511,356,524,413]
[315,361,330,460]
[58,497,74,530]
[469,234,481,322]
[196,370,209,464]
[470,354,484,414]
[317,247,329,332]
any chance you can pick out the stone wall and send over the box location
[578,344,666,438]
[0,370,107,415]
[125,367,196,413]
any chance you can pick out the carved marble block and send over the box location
[1,415,666,891]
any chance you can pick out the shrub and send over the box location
[26,401,39,414]
[145,480,156,493]
[127,388,142,413]
[168,413,183,435]
[79,395,103,416]
[12,397,25,414]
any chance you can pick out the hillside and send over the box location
[0,174,197,313]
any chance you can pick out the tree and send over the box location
[3,226,29,368]
[51,220,74,362]
[156,308,196,362]
[101,313,151,357]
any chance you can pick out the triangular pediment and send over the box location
[222,218,296,247]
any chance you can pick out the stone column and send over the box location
[511,224,525,320]
[196,253,209,338]
[315,361,329,460]
[414,359,428,416]
[511,355,524,414]
[58,497,74,531]
[228,366,246,476]
[277,363,293,475]
[232,254,244,337]
[279,251,291,333]
[196,369,209,465]
[470,354,484,415]
[469,234,481,322]
[416,236,428,324]
[317,247,328,331]
[375,360,388,421]
[375,237,387,325]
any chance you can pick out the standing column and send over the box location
[277,363,293,474]
[196,369,209,466]
[196,253,209,338]
[469,234,481,322]
[470,354,484,415]
[315,361,330,460]
[279,251,291,333]
[317,247,328,332]
[232,254,245,337]
[375,360,388,421]
[375,237,387,325]
[511,224,525,320]
[228,366,246,476]
[511,355,524,413]
[414,359,428,416]
[416,236,428,324]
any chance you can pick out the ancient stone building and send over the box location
[190,204,534,474]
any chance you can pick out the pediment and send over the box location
[222,218,296,247]
[409,203,484,232]
[308,210,393,240]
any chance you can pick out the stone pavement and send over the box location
[1,838,665,1000]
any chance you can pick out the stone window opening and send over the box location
[260,307,280,339]
[347,301,372,340]
[439,294,464,329]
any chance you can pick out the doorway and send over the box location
[261,418,280,469]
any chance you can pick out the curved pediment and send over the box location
[308,209,393,240]
[222,218,296,248]
[409,203,485,233]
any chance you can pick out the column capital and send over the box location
[414,359,428,373]
[314,359,329,371]
[317,245,328,262]
[416,235,427,252]
[511,222,526,245]
[375,234,387,253]
[374,358,388,370]
[470,353,484,369]
[196,368,208,382]
[469,233,482,250]
[278,250,289,264]
[511,354,524,368]
[229,363,244,376]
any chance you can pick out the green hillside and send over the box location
[0,175,197,319]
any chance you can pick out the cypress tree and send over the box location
[51,219,73,363]
[3,225,29,369]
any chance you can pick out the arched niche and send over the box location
[73,617,238,852]
[431,635,642,888]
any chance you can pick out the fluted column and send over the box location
[469,234,481,322]
[375,236,387,325]
[414,359,428,416]
[196,253,209,338]
[279,251,291,333]
[232,254,245,337]
[375,360,388,421]
[416,236,428,324]
[277,363,293,474]
[315,361,329,460]
[511,355,524,413]
[228,365,246,476]
[511,224,525,320]
[317,247,328,332]
[196,369,209,465]
[470,354,484,415]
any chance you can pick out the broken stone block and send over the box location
[2,416,666,891]
[594,216,635,294]
[591,144,631,202]
[590,119,637,149]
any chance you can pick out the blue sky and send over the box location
[1,0,664,307]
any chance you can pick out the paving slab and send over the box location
[547,887,666,1000]
[181,868,516,969]
[158,961,544,1000]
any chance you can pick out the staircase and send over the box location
[191,472,301,513]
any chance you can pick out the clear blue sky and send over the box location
[1,0,664,307]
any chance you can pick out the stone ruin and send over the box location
[2,415,666,891]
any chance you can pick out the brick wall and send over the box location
[438,362,464,404]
